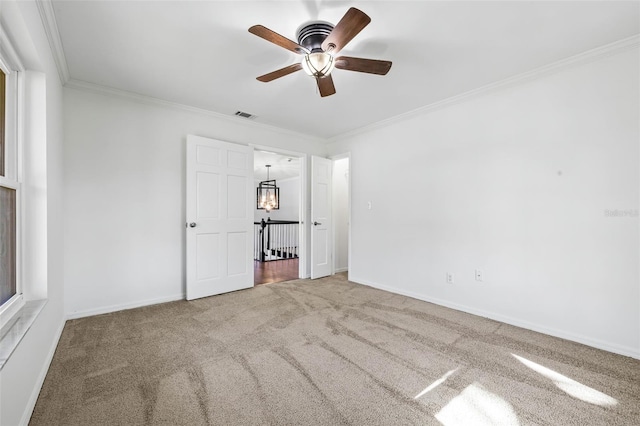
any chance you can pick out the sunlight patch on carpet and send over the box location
[415,369,457,399]
[512,354,617,406]
[435,382,520,426]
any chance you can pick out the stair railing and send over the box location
[254,218,299,262]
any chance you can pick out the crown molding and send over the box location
[64,78,325,143]
[328,34,640,143]
[34,0,321,143]
[35,0,70,84]
[31,0,639,146]
[0,23,25,72]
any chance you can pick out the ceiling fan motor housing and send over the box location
[297,22,334,53]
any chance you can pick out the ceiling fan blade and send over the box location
[316,75,336,97]
[321,8,371,54]
[335,56,392,75]
[249,25,309,55]
[256,63,303,82]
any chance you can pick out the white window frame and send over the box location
[0,26,25,331]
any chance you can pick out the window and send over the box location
[1,68,4,176]
[0,186,17,305]
[0,53,22,327]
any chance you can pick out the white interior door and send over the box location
[186,135,253,300]
[311,156,332,279]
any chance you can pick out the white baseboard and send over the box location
[19,318,65,426]
[334,267,348,273]
[349,275,640,360]
[66,293,185,320]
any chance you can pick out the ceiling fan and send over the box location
[248,7,392,97]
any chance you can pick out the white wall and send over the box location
[255,176,300,222]
[328,47,639,358]
[63,88,325,317]
[332,158,349,272]
[0,1,66,425]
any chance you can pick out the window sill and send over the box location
[0,299,47,370]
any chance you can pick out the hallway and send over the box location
[254,258,299,285]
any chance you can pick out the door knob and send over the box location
[189,222,196,228]
[313,221,322,226]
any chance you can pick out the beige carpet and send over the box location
[31,274,640,425]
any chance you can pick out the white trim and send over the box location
[0,175,19,189]
[0,42,24,323]
[1,61,20,181]
[35,0,70,84]
[0,294,24,330]
[328,34,640,143]
[299,155,308,279]
[251,145,309,159]
[65,293,185,320]
[65,79,325,143]
[329,152,350,161]
[346,154,351,281]
[330,153,350,277]
[18,317,65,426]
[349,276,640,360]
[0,25,25,72]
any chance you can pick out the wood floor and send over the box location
[254,258,299,285]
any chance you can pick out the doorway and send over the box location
[332,155,350,277]
[253,149,303,285]
[186,138,347,294]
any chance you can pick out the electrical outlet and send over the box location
[475,269,483,282]
[446,272,454,284]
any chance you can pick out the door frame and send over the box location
[331,152,351,279]
[250,144,308,279]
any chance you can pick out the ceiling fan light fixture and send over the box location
[301,52,335,78]
[250,8,390,96]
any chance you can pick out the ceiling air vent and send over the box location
[234,111,256,120]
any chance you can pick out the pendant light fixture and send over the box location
[257,165,279,212]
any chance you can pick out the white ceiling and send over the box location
[51,1,639,139]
